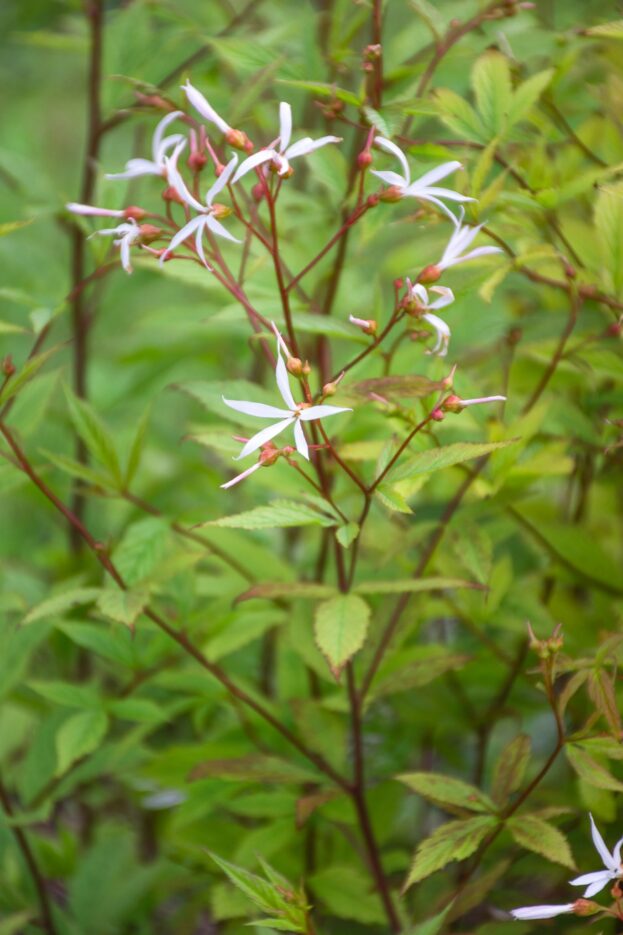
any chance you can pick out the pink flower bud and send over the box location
[138,224,162,244]
[124,205,147,221]
[225,128,253,153]
[379,185,403,204]
[286,357,304,377]
[417,264,442,284]
[431,408,445,422]
[349,315,377,336]
[358,151,373,169]
[211,203,232,220]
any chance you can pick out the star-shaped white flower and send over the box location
[89,218,141,273]
[371,137,474,223]
[510,903,576,920]
[106,111,185,181]
[161,142,240,266]
[232,102,341,182]
[405,280,454,356]
[569,813,623,899]
[435,207,502,270]
[222,325,351,462]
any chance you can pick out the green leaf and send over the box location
[236,582,337,602]
[276,78,361,107]
[209,853,295,918]
[404,815,497,888]
[0,219,33,237]
[507,815,575,870]
[30,680,100,708]
[472,51,512,137]
[388,439,519,483]
[362,105,390,138]
[41,448,116,489]
[23,587,101,624]
[398,772,495,814]
[346,375,442,400]
[203,500,337,531]
[314,594,370,678]
[55,709,108,776]
[0,345,60,407]
[112,517,169,586]
[64,387,123,485]
[309,866,385,925]
[566,745,623,792]
[507,69,554,127]
[594,183,623,297]
[491,734,531,806]
[336,522,359,549]
[586,20,623,39]
[189,755,319,784]
[96,587,148,627]
[408,906,452,935]
[355,577,483,595]
[0,912,36,935]
[434,89,484,142]
[369,648,469,700]
[125,404,151,486]
[374,484,413,514]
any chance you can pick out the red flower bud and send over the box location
[124,205,147,221]
[417,264,442,284]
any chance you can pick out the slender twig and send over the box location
[522,289,581,413]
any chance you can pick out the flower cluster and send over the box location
[510,813,623,920]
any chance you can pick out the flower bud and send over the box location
[431,408,445,422]
[322,381,337,397]
[379,186,403,204]
[441,364,457,389]
[188,150,207,172]
[441,394,463,413]
[417,264,442,284]
[138,224,162,244]
[225,128,253,153]
[564,262,576,280]
[366,193,380,208]
[606,320,622,338]
[349,315,377,336]
[302,360,311,376]
[124,205,147,221]
[252,182,265,203]
[286,356,304,376]
[364,43,382,60]
[358,150,373,169]
[2,354,15,377]
[259,443,280,466]
[573,899,600,917]
[162,185,184,204]
[211,203,232,220]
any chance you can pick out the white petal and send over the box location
[613,834,623,866]
[423,312,450,356]
[155,133,186,166]
[424,186,476,203]
[510,904,575,920]
[164,142,205,212]
[182,81,231,134]
[570,870,612,886]
[428,286,455,310]
[590,813,617,870]
[119,234,133,273]
[584,876,613,898]
[152,110,183,161]
[278,101,292,152]
[106,158,161,180]
[232,149,276,183]
[205,212,241,244]
[194,219,211,269]
[285,135,341,160]
[66,203,124,217]
[409,282,428,304]
[160,216,202,263]
[442,245,503,270]
[411,160,462,189]
[369,169,407,189]
[271,322,291,359]
[293,419,309,460]
[374,137,410,185]
[234,417,294,460]
[460,395,506,406]
[299,404,351,421]
[222,397,292,420]
[275,354,297,411]
[221,460,263,489]
[410,193,460,225]
[206,153,238,204]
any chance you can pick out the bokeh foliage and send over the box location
[1,1,622,933]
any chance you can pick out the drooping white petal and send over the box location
[408,282,429,305]
[285,135,342,160]
[152,110,184,162]
[278,101,292,152]
[410,160,462,190]
[205,213,241,244]
[510,904,575,920]
[570,869,612,887]
[182,81,231,134]
[299,404,352,421]
[232,149,277,183]
[119,232,133,273]
[412,192,461,225]
[584,874,614,898]
[293,419,309,460]
[160,216,202,263]
[205,153,238,204]
[155,132,186,166]
[67,203,125,217]
[424,186,476,204]
[428,286,455,309]
[164,142,205,212]
[222,398,292,420]
[442,245,503,269]
[590,814,617,870]
[194,218,211,269]
[612,834,623,867]
[106,158,161,180]
[234,417,294,460]
[460,395,506,406]
[221,460,263,489]
[369,169,407,189]
[275,354,297,411]
[423,312,450,356]
[271,322,291,359]
[374,137,410,185]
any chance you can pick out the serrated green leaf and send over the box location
[388,439,518,483]
[374,484,413,514]
[64,387,123,485]
[566,745,623,792]
[314,594,370,678]
[0,219,33,237]
[594,183,623,297]
[507,815,575,869]
[125,403,151,486]
[472,51,512,137]
[276,78,360,107]
[362,105,390,138]
[310,865,385,925]
[399,772,495,813]
[112,517,169,586]
[586,20,623,39]
[434,89,484,142]
[355,577,482,595]
[41,448,115,489]
[236,582,337,602]
[507,69,554,127]
[492,734,531,805]
[96,587,148,627]
[404,815,497,888]
[55,709,108,776]
[369,648,469,701]
[203,500,337,530]
[336,522,359,548]
[189,755,319,784]
[346,374,442,400]
[23,587,101,624]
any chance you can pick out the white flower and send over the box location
[371,137,473,223]
[161,142,240,266]
[66,203,125,218]
[232,102,341,182]
[510,903,576,920]
[106,111,185,180]
[222,325,351,462]
[435,207,503,270]
[405,280,455,356]
[221,460,264,490]
[89,218,141,274]
[569,813,623,899]
[182,81,232,135]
